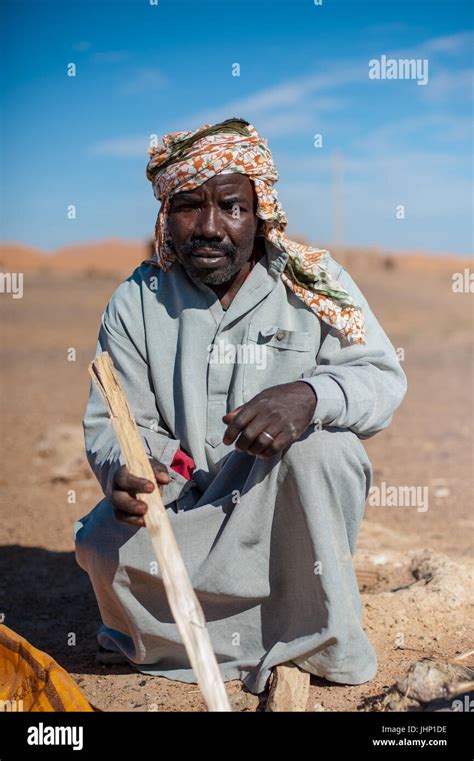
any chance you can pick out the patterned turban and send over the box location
[145,118,365,344]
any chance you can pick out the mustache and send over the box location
[180,239,237,257]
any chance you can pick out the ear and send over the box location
[255,217,264,237]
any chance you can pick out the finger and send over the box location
[111,490,148,516]
[150,467,171,485]
[115,510,146,528]
[115,466,155,494]
[235,416,280,454]
[246,428,281,456]
[257,431,289,459]
[223,405,259,445]
[149,458,171,482]
[222,405,243,423]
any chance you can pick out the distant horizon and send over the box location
[2,237,472,261]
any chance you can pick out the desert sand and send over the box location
[0,240,472,711]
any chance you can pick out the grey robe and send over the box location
[75,240,407,694]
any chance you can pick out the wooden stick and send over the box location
[89,352,231,712]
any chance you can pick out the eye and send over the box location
[222,201,247,214]
[172,201,199,212]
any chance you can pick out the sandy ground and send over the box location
[0,244,472,711]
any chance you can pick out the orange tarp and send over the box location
[0,624,93,711]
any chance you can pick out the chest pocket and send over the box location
[242,324,315,401]
[247,325,312,352]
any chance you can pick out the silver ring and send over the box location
[261,430,275,442]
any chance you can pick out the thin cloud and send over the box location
[184,31,472,129]
[87,30,472,158]
[366,23,406,34]
[72,41,91,52]
[420,31,474,55]
[421,67,473,100]
[88,135,150,157]
[92,50,130,63]
[190,67,363,127]
[119,67,167,95]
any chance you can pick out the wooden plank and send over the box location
[89,352,231,712]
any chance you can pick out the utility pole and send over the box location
[331,150,344,251]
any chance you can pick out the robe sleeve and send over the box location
[82,272,181,499]
[297,265,407,439]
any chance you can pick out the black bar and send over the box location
[0,710,472,758]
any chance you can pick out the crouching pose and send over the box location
[75,118,407,695]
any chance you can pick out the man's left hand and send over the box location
[222,381,317,458]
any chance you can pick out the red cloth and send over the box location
[169,240,265,480]
[170,448,196,480]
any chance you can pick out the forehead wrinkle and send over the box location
[172,182,253,203]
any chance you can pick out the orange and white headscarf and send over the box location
[145,118,365,344]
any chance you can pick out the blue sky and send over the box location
[2,0,473,254]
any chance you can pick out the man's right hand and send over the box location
[111,458,170,527]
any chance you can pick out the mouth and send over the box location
[192,249,226,258]
[190,249,228,266]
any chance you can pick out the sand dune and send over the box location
[0,240,470,277]
[0,243,51,272]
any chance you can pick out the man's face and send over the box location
[167,173,259,285]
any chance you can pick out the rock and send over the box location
[360,655,474,712]
[228,689,260,712]
[265,663,310,712]
[396,659,474,704]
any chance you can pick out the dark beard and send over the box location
[180,254,243,285]
[175,237,248,285]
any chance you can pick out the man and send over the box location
[75,118,407,695]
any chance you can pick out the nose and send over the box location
[194,201,223,240]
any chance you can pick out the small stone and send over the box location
[229,690,259,712]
